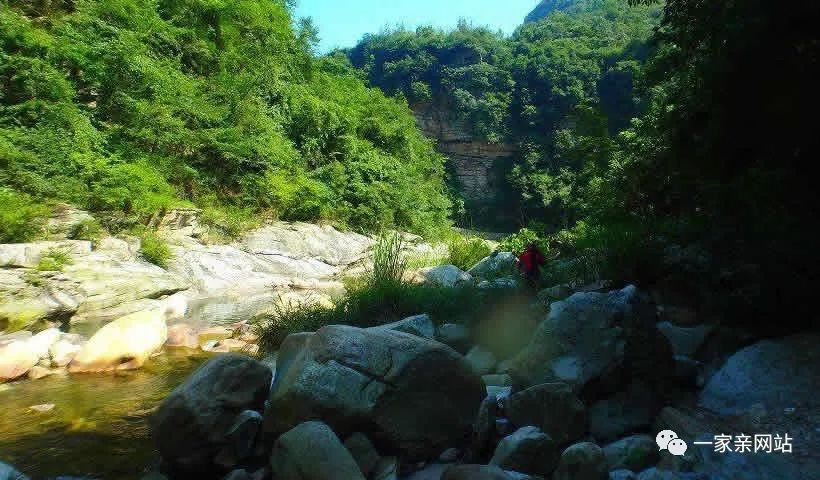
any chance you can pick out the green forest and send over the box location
[1,0,817,329]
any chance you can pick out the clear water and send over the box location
[0,349,211,479]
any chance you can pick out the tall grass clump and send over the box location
[370,232,407,286]
[447,235,492,271]
[137,229,173,269]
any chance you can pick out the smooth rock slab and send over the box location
[0,340,38,382]
[372,314,435,340]
[270,421,366,480]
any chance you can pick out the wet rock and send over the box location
[466,345,498,376]
[49,334,83,367]
[197,326,233,347]
[610,471,637,480]
[270,421,366,480]
[372,457,399,480]
[553,442,607,480]
[472,393,498,459]
[69,310,167,372]
[490,426,559,476]
[27,328,61,359]
[502,383,587,446]
[27,366,58,380]
[166,324,199,349]
[28,403,55,412]
[265,325,484,460]
[0,340,38,382]
[603,435,658,472]
[373,314,435,340]
[151,354,271,474]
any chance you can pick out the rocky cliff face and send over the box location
[413,102,516,223]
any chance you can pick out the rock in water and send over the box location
[0,461,30,480]
[699,333,820,415]
[270,421,366,480]
[151,354,272,474]
[509,285,673,392]
[502,383,587,446]
[553,442,608,480]
[265,325,485,460]
[490,426,559,476]
[69,310,167,372]
[0,340,38,382]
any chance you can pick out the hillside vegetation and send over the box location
[0,0,452,240]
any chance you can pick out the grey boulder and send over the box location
[490,426,559,476]
[265,325,485,460]
[502,383,587,446]
[553,442,608,480]
[270,421,365,480]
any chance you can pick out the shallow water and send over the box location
[0,349,211,479]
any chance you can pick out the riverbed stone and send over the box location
[166,323,199,348]
[270,421,366,480]
[151,354,272,473]
[265,325,484,460]
[0,340,38,382]
[502,383,587,446]
[603,435,658,472]
[553,442,607,480]
[589,382,659,442]
[656,322,713,358]
[49,334,83,367]
[468,252,516,279]
[490,426,559,476]
[69,310,167,372]
[27,328,61,359]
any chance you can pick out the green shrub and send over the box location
[370,232,408,286]
[0,189,49,243]
[255,295,339,354]
[67,218,106,244]
[198,205,259,244]
[498,228,550,255]
[447,236,492,271]
[36,248,72,272]
[138,230,173,269]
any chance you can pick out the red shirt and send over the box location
[518,247,546,275]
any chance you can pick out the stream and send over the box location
[0,292,289,480]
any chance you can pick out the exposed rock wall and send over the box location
[412,102,515,206]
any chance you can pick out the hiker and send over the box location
[517,241,546,287]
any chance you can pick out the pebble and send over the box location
[29,403,55,413]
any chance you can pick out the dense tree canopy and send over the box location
[0,0,452,237]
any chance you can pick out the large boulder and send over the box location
[553,442,608,480]
[344,433,381,478]
[502,383,587,446]
[466,345,497,376]
[699,333,820,415]
[265,325,485,460]
[468,252,516,280]
[69,310,167,372]
[151,354,272,473]
[270,421,366,480]
[656,322,713,358]
[509,286,673,392]
[490,426,559,476]
[437,323,471,353]
[589,382,659,442]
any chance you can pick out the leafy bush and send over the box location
[498,228,549,255]
[138,230,172,269]
[36,248,72,272]
[447,236,491,271]
[0,189,49,242]
[67,218,106,244]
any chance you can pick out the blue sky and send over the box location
[293,0,540,53]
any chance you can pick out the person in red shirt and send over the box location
[517,241,546,288]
